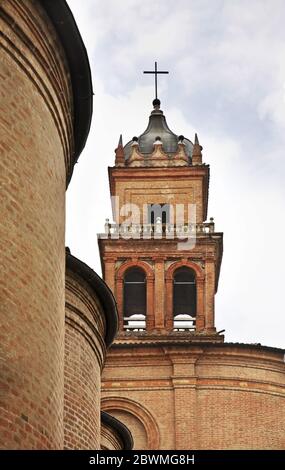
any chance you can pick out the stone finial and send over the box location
[115,134,125,167]
[173,134,188,166]
[192,132,203,165]
[209,217,215,233]
[104,218,110,234]
[153,136,162,146]
[131,136,139,146]
[153,98,161,110]
[154,216,162,234]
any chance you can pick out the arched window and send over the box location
[123,267,146,330]
[173,267,196,330]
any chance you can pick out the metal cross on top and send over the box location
[143,61,169,100]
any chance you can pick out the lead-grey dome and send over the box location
[124,99,193,161]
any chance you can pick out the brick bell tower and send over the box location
[98,76,285,452]
[98,97,223,342]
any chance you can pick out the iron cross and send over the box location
[143,61,169,100]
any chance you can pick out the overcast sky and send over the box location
[66,0,285,349]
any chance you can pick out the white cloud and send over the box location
[66,0,285,349]
[258,84,285,129]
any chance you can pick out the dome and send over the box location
[124,99,193,161]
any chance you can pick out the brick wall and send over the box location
[64,268,107,449]
[99,238,222,334]
[109,166,209,225]
[102,343,285,450]
[0,0,74,449]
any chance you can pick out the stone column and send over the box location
[116,278,124,331]
[146,278,155,330]
[104,258,115,294]
[170,351,199,450]
[195,279,205,331]
[154,258,165,329]
[165,277,173,330]
[204,259,216,332]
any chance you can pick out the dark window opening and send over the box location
[147,204,170,225]
[173,267,196,331]
[123,267,146,330]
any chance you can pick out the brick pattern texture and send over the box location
[102,344,285,450]
[64,272,107,450]
[0,0,73,449]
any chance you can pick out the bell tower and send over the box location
[98,97,223,342]
[99,76,285,452]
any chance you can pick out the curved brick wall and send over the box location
[194,345,285,449]
[102,343,285,449]
[64,253,117,450]
[0,1,91,449]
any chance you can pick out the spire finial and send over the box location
[115,134,125,167]
[192,132,203,165]
[143,61,169,100]
[152,98,161,110]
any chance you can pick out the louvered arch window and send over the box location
[173,267,196,317]
[123,267,146,317]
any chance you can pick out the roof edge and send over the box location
[66,250,118,347]
[110,340,285,355]
[40,0,93,185]
[101,411,133,450]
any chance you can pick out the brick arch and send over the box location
[165,260,204,281]
[101,397,160,449]
[116,260,154,281]
[165,260,205,332]
[115,260,154,331]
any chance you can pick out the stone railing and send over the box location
[123,314,146,331]
[173,314,196,331]
[102,218,215,238]
[122,314,196,332]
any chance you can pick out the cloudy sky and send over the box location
[66,0,285,349]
